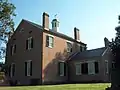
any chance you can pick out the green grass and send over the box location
[0,83,110,90]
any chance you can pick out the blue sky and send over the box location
[10,0,120,49]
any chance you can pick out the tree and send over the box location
[109,16,120,68]
[108,16,120,89]
[0,0,16,60]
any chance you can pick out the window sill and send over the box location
[59,74,64,76]
[26,75,31,77]
[47,46,53,48]
[26,48,32,51]
[76,74,82,76]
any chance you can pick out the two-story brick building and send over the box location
[5,12,112,85]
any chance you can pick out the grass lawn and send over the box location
[0,83,110,90]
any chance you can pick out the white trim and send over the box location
[59,62,65,76]
[105,60,109,74]
[102,48,108,56]
[10,63,15,77]
[75,60,99,75]
[27,37,33,50]
[46,35,54,48]
[47,34,54,38]
[88,62,95,75]
[11,44,16,55]
[26,60,32,76]
[66,42,72,53]
[66,40,73,44]
[44,27,49,31]
[112,61,115,68]
[75,63,82,75]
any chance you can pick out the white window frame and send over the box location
[66,42,72,52]
[105,60,109,74]
[112,61,115,68]
[47,35,54,48]
[26,60,32,76]
[27,37,33,50]
[88,61,95,75]
[75,62,82,75]
[11,44,16,55]
[10,63,15,77]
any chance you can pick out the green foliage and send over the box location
[109,22,120,56]
[0,0,16,59]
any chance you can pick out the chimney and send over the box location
[74,27,80,41]
[43,12,49,30]
[104,37,110,47]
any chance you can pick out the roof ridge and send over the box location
[23,19,86,45]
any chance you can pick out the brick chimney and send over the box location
[74,27,80,41]
[104,37,110,47]
[43,12,49,30]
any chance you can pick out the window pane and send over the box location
[95,62,99,73]
[49,36,54,47]
[26,40,28,50]
[59,62,64,76]
[27,37,33,49]
[31,38,33,48]
[105,60,108,73]
[14,45,16,53]
[27,62,30,76]
[112,61,115,68]
[67,42,72,52]
[80,46,82,52]
[46,35,49,47]
[76,64,81,75]
[88,62,95,75]
[12,64,15,76]
[25,62,27,76]
[81,63,88,74]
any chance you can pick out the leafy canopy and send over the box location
[0,0,16,59]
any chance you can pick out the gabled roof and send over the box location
[69,47,107,60]
[23,19,86,46]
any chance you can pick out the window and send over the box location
[46,35,54,48]
[94,62,99,73]
[88,62,95,75]
[105,60,108,73]
[26,37,33,50]
[55,22,57,27]
[75,63,81,75]
[80,46,82,52]
[25,60,32,76]
[81,63,88,74]
[58,62,66,76]
[19,28,24,33]
[67,42,72,52]
[112,61,115,69]
[11,44,16,55]
[9,63,15,77]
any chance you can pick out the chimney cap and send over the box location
[74,27,80,31]
[43,12,49,17]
